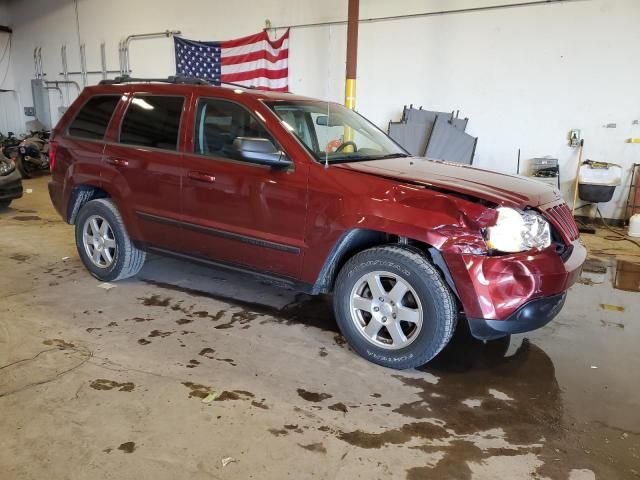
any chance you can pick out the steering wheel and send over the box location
[335,141,358,153]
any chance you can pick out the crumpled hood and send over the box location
[335,157,561,208]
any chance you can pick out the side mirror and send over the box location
[233,137,292,168]
[315,115,343,127]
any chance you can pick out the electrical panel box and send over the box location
[30,79,52,130]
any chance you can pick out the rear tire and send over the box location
[16,157,35,178]
[75,198,146,281]
[333,245,457,369]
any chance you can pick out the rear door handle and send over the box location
[188,171,216,183]
[106,158,129,167]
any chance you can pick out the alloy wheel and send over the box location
[82,214,117,268]
[349,271,423,350]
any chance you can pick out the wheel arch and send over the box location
[312,229,460,301]
[66,184,110,224]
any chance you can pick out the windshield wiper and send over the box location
[375,153,410,159]
[326,152,410,164]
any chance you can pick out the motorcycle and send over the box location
[16,129,51,178]
[0,131,22,160]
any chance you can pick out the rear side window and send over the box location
[68,95,120,140]
[119,96,184,150]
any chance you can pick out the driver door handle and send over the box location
[188,171,216,183]
[106,157,129,167]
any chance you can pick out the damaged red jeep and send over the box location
[48,77,586,369]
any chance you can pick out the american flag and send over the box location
[174,30,289,91]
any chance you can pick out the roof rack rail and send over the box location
[99,74,255,89]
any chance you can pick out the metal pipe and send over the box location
[122,30,181,74]
[124,30,182,47]
[118,39,124,76]
[73,0,84,84]
[124,41,130,75]
[45,80,81,95]
[100,42,107,80]
[33,48,39,78]
[121,39,127,76]
[265,0,588,31]
[61,45,68,80]
[79,43,87,87]
[37,47,44,78]
[45,85,64,105]
[61,44,69,105]
[59,70,121,76]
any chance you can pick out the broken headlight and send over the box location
[484,207,551,253]
[0,159,15,176]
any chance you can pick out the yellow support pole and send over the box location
[345,78,356,110]
[344,79,356,143]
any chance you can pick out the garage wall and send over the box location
[3,0,639,218]
[0,2,19,135]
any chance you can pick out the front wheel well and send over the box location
[312,229,437,294]
[67,185,110,224]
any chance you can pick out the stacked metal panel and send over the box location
[387,106,477,165]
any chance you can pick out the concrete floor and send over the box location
[1,175,639,480]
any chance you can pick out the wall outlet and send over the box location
[24,106,35,116]
[569,129,581,147]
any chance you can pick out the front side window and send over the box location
[119,95,184,150]
[267,101,408,164]
[68,95,120,140]
[194,98,274,160]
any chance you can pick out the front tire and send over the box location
[75,198,146,281]
[16,157,36,178]
[333,245,457,369]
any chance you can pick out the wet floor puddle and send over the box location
[90,379,135,392]
[117,441,136,453]
[139,279,340,334]
[132,277,638,477]
[181,382,254,402]
[334,332,639,479]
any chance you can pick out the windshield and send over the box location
[265,101,408,164]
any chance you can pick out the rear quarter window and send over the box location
[119,96,184,150]
[67,95,120,140]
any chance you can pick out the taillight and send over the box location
[49,141,58,171]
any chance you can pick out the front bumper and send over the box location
[468,292,566,340]
[443,239,586,333]
[0,169,23,202]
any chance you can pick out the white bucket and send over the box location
[629,214,640,238]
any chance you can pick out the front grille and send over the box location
[543,202,580,243]
[0,185,22,199]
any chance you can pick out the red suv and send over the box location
[48,76,586,369]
